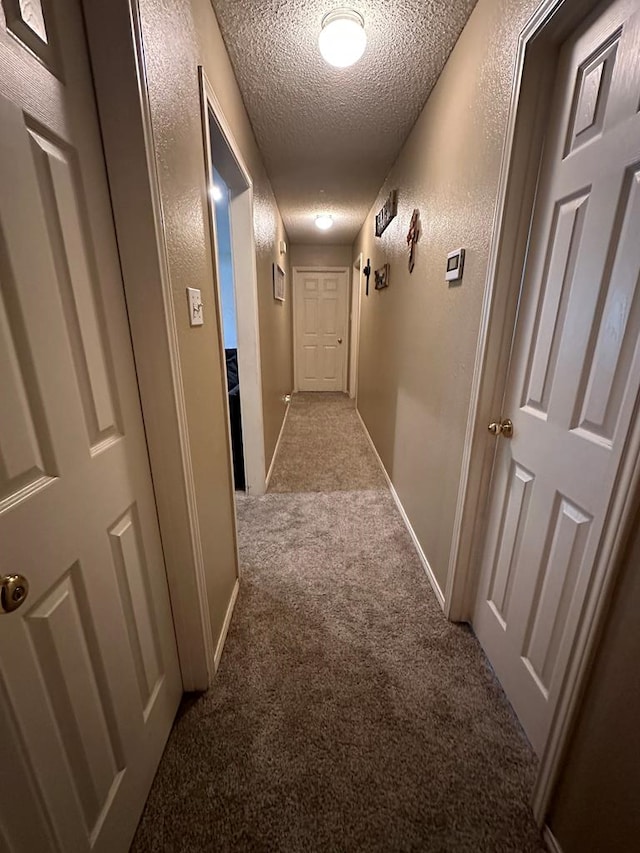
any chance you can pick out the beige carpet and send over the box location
[131,392,544,852]
[267,392,386,493]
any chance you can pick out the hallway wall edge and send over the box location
[266,396,292,490]
[356,409,445,610]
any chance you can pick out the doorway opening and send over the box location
[212,167,245,490]
[199,68,267,496]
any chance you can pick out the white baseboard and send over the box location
[355,409,445,610]
[265,396,292,489]
[213,578,239,671]
[543,826,564,853]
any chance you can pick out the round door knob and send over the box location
[1,574,29,614]
[488,418,513,438]
[337,337,343,344]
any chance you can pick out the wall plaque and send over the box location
[375,190,398,237]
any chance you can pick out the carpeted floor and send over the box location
[131,393,544,852]
[267,392,386,493]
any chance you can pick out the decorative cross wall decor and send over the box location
[363,259,371,295]
[407,209,421,273]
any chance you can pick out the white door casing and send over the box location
[473,0,640,757]
[200,68,267,496]
[349,256,363,400]
[294,267,349,392]
[0,0,182,850]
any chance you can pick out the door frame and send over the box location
[292,266,350,393]
[82,0,218,690]
[349,254,364,401]
[198,68,267,497]
[444,0,640,824]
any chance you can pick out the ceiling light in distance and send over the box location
[315,214,334,231]
[318,9,367,68]
[210,184,223,202]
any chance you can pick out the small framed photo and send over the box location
[374,263,390,290]
[273,263,285,302]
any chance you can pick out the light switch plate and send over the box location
[187,287,204,326]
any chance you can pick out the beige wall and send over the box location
[193,0,293,469]
[137,0,291,641]
[290,244,353,268]
[549,507,640,851]
[353,0,540,592]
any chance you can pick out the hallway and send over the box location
[132,393,543,852]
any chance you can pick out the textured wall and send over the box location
[353,0,540,593]
[290,244,353,268]
[192,0,293,470]
[136,0,292,641]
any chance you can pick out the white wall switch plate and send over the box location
[187,287,204,326]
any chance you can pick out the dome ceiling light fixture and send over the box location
[318,9,367,68]
[315,214,334,231]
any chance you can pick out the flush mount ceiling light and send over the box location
[315,214,334,231]
[318,9,367,68]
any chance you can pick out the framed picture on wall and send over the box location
[374,263,390,290]
[273,263,285,302]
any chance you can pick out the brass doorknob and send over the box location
[1,574,29,614]
[488,418,513,438]
[337,337,343,344]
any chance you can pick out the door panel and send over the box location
[473,0,640,756]
[295,269,349,391]
[29,126,122,446]
[521,495,592,692]
[486,462,534,624]
[27,568,126,833]
[109,507,164,712]
[522,190,590,417]
[0,0,182,849]
[574,165,640,442]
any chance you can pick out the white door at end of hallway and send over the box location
[473,0,640,757]
[294,269,349,392]
[0,0,182,850]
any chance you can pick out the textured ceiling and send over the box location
[210,0,479,243]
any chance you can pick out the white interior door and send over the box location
[0,0,182,850]
[473,0,640,757]
[294,268,349,392]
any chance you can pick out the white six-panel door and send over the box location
[0,0,182,850]
[294,268,349,392]
[473,0,640,756]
